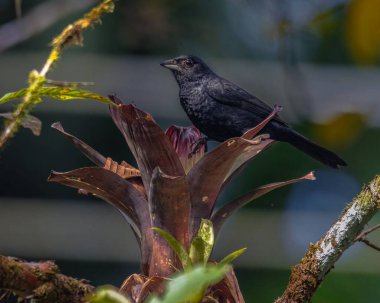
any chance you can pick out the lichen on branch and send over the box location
[275,175,380,303]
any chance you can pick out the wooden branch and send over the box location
[275,175,380,303]
[0,255,94,303]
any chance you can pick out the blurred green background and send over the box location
[1,0,380,302]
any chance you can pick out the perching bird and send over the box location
[160,55,346,168]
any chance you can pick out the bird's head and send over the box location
[160,55,212,84]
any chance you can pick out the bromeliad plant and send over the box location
[48,96,314,302]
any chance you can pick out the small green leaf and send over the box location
[189,219,214,265]
[0,86,115,105]
[89,287,131,303]
[0,88,28,104]
[38,86,112,103]
[152,227,192,271]
[218,248,247,267]
[148,265,230,303]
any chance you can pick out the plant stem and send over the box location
[0,0,114,149]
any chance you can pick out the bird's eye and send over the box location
[184,59,194,68]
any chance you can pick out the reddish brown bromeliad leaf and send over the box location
[120,274,167,303]
[186,135,275,235]
[48,167,148,238]
[109,95,185,192]
[165,125,206,173]
[49,96,315,301]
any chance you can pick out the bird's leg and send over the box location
[189,134,208,158]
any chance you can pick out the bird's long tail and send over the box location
[277,128,347,168]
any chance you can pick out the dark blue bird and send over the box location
[161,55,346,168]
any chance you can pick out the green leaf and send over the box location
[218,248,247,267]
[152,227,192,271]
[189,219,214,265]
[0,88,28,104]
[89,287,131,303]
[0,86,115,105]
[148,265,230,303]
[38,86,113,104]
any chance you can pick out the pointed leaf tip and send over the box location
[108,94,123,105]
[47,170,57,182]
[50,121,106,167]
[110,103,185,191]
[305,171,316,181]
[51,121,64,131]
[219,248,247,267]
[212,171,316,235]
[46,167,149,240]
[242,105,284,140]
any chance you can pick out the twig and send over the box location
[355,222,380,239]
[0,255,94,303]
[0,0,115,149]
[355,223,380,252]
[274,175,380,303]
[356,237,380,252]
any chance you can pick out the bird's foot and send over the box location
[188,135,208,158]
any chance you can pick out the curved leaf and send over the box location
[0,86,114,105]
[51,122,106,167]
[208,268,245,303]
[241,105,282,140]
[52,122,143,196]
[120,274,167,303]
[148,265,230,303]
[137,277,167,303]
[152,227,192,272]
[218,248,247,267]
[212,172,316,234]
[189,219,214,265]
[0,113,41,136]
[165,125,205,173]
[40,86,114,104]
[47,167,150,239]
[0,88,28,104]
[187,135,274,234]
[120,274,146,302]
[109,97,185,192]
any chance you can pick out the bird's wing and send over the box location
[206,77,287,126]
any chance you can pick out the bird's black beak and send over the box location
[160,59,180,71]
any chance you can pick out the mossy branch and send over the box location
[274,175,380,303]
[0,255,94,303]
[0,0,114,149]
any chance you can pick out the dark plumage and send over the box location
[160,55,346,168]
